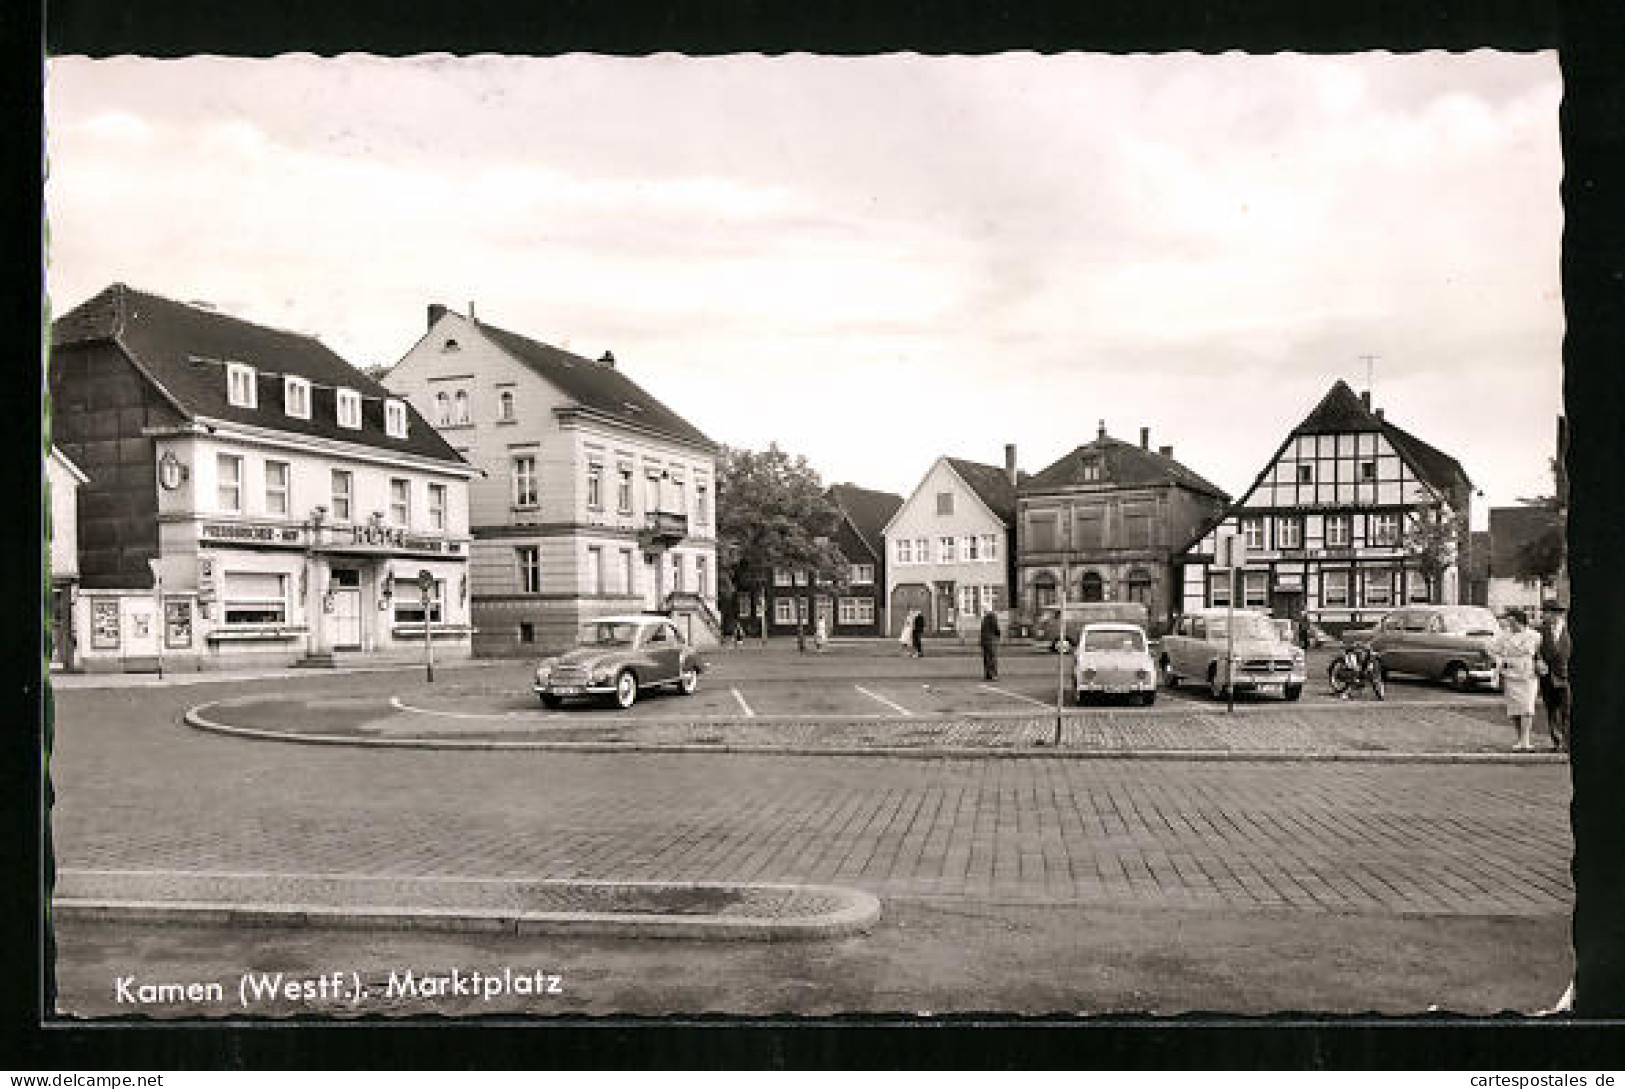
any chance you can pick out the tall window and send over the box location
[1277,517,1303,550]
[673,477,687,519]
[264,460,289,516]
[1208,571,1232,607]
[981,533,997,561]
[389,479,410,526]
[697,556,708,597]
[645,471,662,514]
[965,535,981,561]
[938,536,956,563]
[622,549,635,595]
[1079,571,1104,602]
[336,389,361,429]
[517,547,541,594]
[217,454,242,512]
[384,400,409,439]
[223,572,285,625]
[513,456,538,507]
[1370,512,1401,546]
[586,462,604,511]
[617,466,634,514]
[1241,517,1265,550]
[587,546,604,594]
[695,483,709,527]
[1323,570,1351,607]
[226,363,257,408]
[435,392,452,426]
[1363,567,1394,607]
[896,538,913,564]
[427,483,447,530]
[672,552,685,591]
[453,390,470,425]
[330,470,353,521]
[283,376,310,419]
[1243,571,1269,608]
[1325,514,1351,547]
[1125,568,1153,604]
[916,537,929,563]
[498,390,515,421]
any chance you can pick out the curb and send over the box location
[184,701,1568,765]
[53,876,881,943]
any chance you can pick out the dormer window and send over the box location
[283,376,311,419]
[226,362,257,409]
[1079,459,1101,482]
[336,388,362,429]
[384,399,409,439]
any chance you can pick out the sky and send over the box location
[44,52,1564,525]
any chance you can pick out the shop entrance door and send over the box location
[330,568,362,650]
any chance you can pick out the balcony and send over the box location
[637,510,689,550]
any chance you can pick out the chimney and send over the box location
[427,303,447,330]
[468,300,477,322]
[1158,444,1173,458]
[599,351,617,369]
[1097,419,1106,440]
[1360,389,1371,410]
[1374,407,1385,421]
[1004,443,1018,487]
[1140,426,1150,450]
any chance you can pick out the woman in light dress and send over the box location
[1493,608,1542,751]
[898,610,917,656]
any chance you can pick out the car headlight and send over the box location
[590,666,613,684]
[534,659,556,683]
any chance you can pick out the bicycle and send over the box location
[1328,643,1385,700]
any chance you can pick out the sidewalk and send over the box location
[50,657,506,690]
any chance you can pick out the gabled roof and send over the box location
[944,457,1019,524]
[49,446,90,485]
[1488,505,1559,576]
[467,319,717,452]
[828,483,904,560]
[1020,435,1229,501]
[53,284,465,466]
[1294,379,1471,494]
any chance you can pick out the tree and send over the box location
[1405,505,1462,603]
[715,444,849,646]
[1514,452,1567,592]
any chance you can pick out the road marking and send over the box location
[979,683,1054,709]
[390,695,548,720]
[731,687,756,718]
[853,685,913,717]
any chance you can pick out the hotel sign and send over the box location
[200,522,305,546]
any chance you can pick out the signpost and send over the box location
[417,569,436,683]
[148,559,165,680]
[1215,532,1249,715]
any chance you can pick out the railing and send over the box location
[645,511,689,540]
[664,591,724,639]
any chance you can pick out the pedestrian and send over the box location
[979,609,1001,681]
[1536,600,1571,752]
[897,611,915,656]
[733,619,745,647]
[814,615,828,653]
[1493,608,1542,751]
[911,609,926,659]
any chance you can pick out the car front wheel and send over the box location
[539,693,562,710]
[1444,663,1472,691]
[1139,691,1156,707]
[679,665,700,695]
[613,669,639,709]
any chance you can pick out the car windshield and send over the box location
[1206,616,1278,641]
[1438,607,1498,636]
[1083,629,1145,653]
[579,621,639,647]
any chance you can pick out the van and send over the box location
[1032,601,1152,651]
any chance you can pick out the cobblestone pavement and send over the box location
[50,681,1574,918]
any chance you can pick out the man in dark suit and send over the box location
[1537,600,1571,752]
[979,609,1002,681]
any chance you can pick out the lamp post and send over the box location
[148,558,165,680]
[418,568,436,683]
[306,505,327,660]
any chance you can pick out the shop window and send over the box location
[1364,568,1394,607]
[395,579,444,624]
[223,572,287,625]
[1243,571,1269,608]
[1079,571,1104,603]
[519,622,536,644]
[1208,571,1232,607]
[1323,570,1351,607]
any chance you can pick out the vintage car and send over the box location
[1349,605,1501,690]
[1032,601,1152,651]
[1159,607,1307,701]
[1071,622,1157,706]
[533,614,703,709]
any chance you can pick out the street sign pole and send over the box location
[1215,531,1248,715]
[148,559,164,680]
[418,569,436,683]
[1227,568,1235,715]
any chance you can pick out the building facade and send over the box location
[1176,380,1473,633]
[386,305,720,655]
[48,447,90,670]
[1016,425,1229,634]
[754,483,903,638]
[1486,505,1561,619]
[882,452,1018,637]
[50,285,477,672]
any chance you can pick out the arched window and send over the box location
[1079,571,1104,603]
[499,390,515,421]
[454,390,470,425]
[1125,568,1153,605]
[434,392,451,426]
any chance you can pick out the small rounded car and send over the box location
[1159,607,1307,701]
[533,614,703,710]
[1348,605,1501,691]
[1072,622,1157,706]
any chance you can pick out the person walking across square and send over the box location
[979,609,1002,681]
[911,609,926,658]
[898,611,916,656]
[1537,600,1571,752]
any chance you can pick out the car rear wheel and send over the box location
[539,693,562,710]
[613,669,639,709]
[1444,662,1472,692]
[679,665,699,695]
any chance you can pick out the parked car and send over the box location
[533,614,704,709]
[1033,601,1152,651]
[1159,607,1307,701]
[1349,605,1501,691]
[1072,622,1157,706]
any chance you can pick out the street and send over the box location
[46,646,1575,1016]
